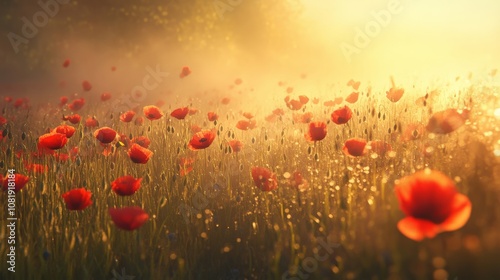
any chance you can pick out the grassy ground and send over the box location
[1,76,500,280]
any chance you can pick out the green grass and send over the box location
[1,76,500,280]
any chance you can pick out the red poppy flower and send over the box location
[120,111,136,123]
[323,100,335,107]
[342,138,367,157]
[386,87,404,102]
[234,78,242,85]
[170,107,189,119]
[69,146,79,157]
[68,98,85,111]
[14,98,25,108]
[207,112,219,121]
[62,59,70,68]
[60,96,68,106]
[111,66,116,71]
[272,108,285,116]
[143,105,163,120]
[293,112,313,124]
[228,140,243,153]
[135,117,144,126]
[236,119,257,130]
[179,157,196,176]
[221,97,231,105]
[4,96,12,103]
[179,66,191,78]
[284,96,303,110]
[286,87,294,93]
[189,108,199,115]
[367,140,392,156]
[331,106,353,125]
[251,167,278,191]
[312,98,319,104]
[26,163,48,173]
[395,170,472,241]
[0,116,7,126]
[242,112,254,119]
[188,130,216,150]
[131,136,150,148]
[53,124,76,138]
[347,79,360,90]
[109,207,149,231]
[299,95,309,104]
[265,114,278,122]
[54,153,70,162]
[128,143,153,164]
[187,125,199,134]
[94,127,117,144]
[38,132,68,150]
[426,109,469,134]
[111,176,142,196]
[85,117,99,128]
[305,121,327,142]
[82,80,92,92]
[101,144,113,156]
[1,173,29,193]
[345,92,359,103]
[62,188,92,211]
[63,114,81,124]
[101,92,112,101]
[289,171,308,191]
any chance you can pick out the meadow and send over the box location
[1,70,500,280]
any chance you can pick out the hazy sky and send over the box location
[0,0,499,102]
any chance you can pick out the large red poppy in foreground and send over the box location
[111,176,142,196]
[62,188,92,211]
[38,132,68,150]
[251,167,278,192]
[128,143,153,164]
[395,170,471,241]
[188,130,216,150]
[109,207,149,231]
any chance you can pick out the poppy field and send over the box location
[1,68,500,280]
[1,1,500,280]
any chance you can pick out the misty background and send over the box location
[0,0,499,106]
